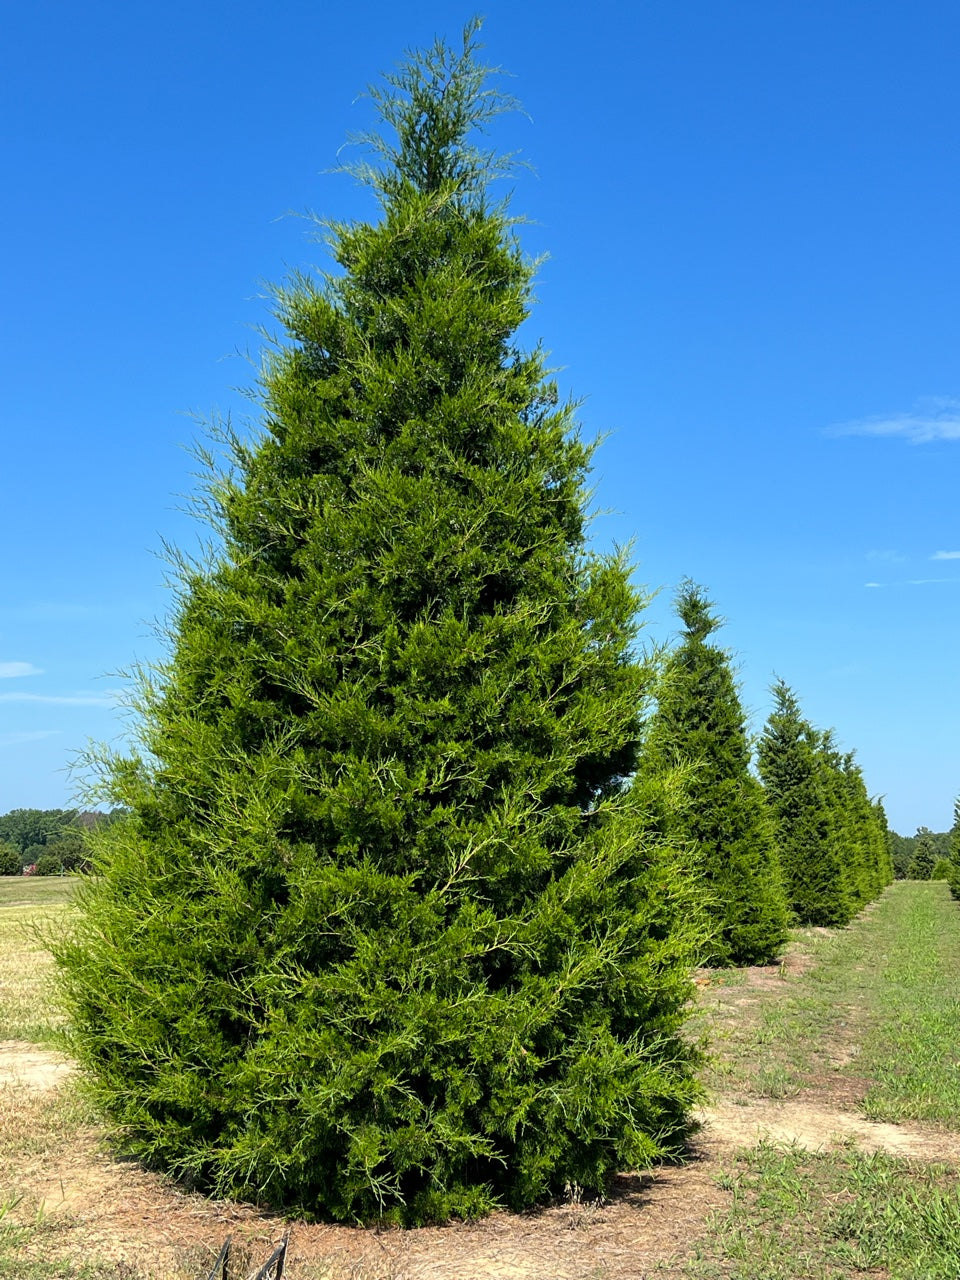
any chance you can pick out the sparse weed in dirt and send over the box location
[683,1141,960,1280]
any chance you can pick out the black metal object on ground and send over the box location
[204,1234,288,1280]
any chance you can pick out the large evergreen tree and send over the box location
[757,681,850,926]
[642,584,789,965]
[54,26,702,1225]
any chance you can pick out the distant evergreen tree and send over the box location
[757,681,850,925]
[887,830,915,880]
[53,26,704,1225]
[810,734,891,911]
[948,797,960,900]
[643,583,789,965]
[908,826,938,880]
[871,797,895,888]
[839,753,888,905]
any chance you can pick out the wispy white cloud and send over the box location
[0,662,43,679]
[931,550,960,560]
[865,578,960,588]
[0,730,62,748]
[0,690,120,707]
[829,396,960,443]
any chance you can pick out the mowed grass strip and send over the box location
[0,876,76,1044]
[700,880,960,1121]
[857,880,960,1124]
[685,881,960,1279]
[685,1143,960,1280]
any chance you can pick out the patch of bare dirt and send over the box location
[13,1117,728,1280]
[0,1040,73,1090]
[699,1100,960,1163]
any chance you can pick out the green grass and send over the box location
[0,878,78,909]
[684,1142,960,1280]
[856,882,960,1124]
[697,881,960,1119]
[0,878,75,1043]
[681,881,960,1279]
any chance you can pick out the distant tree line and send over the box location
[0,808,122,876]
[886,825,954,881]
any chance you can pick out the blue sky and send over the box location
[2,0,958,834]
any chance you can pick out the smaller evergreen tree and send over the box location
[839,754,887,905]
[642,584,789,965]
[871,797,895,888]
[757,681,850,926]
[908,826,937,880]
[887,830,915,880]
[945,798,960,900]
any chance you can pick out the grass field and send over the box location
[0,876,75,1044]
[0,878,957,1278]
[697,879,960,1122]
[684,880,960,1280]
[685,1143,960,1280]
[0,877,77,910]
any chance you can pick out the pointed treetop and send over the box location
[770,678,802,718]
[676,580,722,642]
[347,17,521,206]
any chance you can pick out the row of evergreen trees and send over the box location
[52,26,894,1225]
[758,683,892,925]
[639,584,891,966]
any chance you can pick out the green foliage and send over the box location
[33,852,64,877]
[887,829,914,879]
[931,858,954,880]
[810,734,890,912]
[908,826,938,880]
[0,808,108,870]
[890,825,954,884]
[44,832,88,873]
[945,797,960,900]
[0,844,20,877]
[54,25,703,1226]
[757,681,851,926]
[642,584,789,966]
[0,808,76,853]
